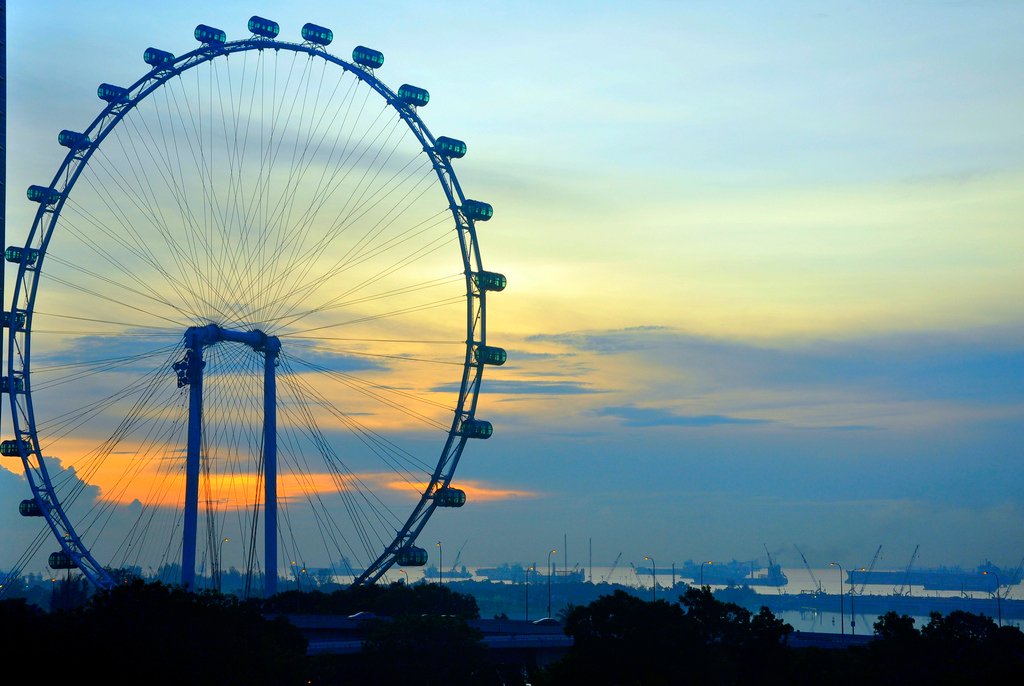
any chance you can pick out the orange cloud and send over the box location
[383,479,540,502]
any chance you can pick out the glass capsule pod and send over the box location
[352,46,384,69]
[143,47,175,68]
[301,23,333,46]
[2,376,26,393]
[474,345,507,366]
[5,246,40,265]
[19,499,43,517]
[58,130,91,150]
[460,419,493,439]
[461,199,493,222]
[97,83,129,103]
[194,24,227,44]
[3,311,27,330]
[248,16,280,38]
[49,551,78,570]
[396,545,428,566]
[397,84,430,108]
[27,185,61,205]
[435,487,467,508]
[473,271,507,292]
[435,136,467,159]
[1,439,26,456]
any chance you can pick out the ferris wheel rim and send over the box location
[5,31,494,590]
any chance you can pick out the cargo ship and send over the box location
[847,560,1020,593]
[637,559,789,587]
[424,564,473,580]
[476,563,585,584]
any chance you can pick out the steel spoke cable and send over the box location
[276,377,399,557]
[284,353,455,413]
[280,355,437,476]
[265,210,453,329]
[265,269,461,328]
[253,100,402,309]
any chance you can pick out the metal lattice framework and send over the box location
[3,19,504,592]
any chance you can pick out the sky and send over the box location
[1,1,1023,581]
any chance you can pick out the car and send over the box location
[347,611,378,620]
[532,617,560,626]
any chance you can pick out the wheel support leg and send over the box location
[264,348,278,597]
[182,345,204,590]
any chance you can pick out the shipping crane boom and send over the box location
[602,552,622,583]
[896,544,919,596]
[794,544,822,593]
[856,545,883,596]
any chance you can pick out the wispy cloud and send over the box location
[595,405,770,428]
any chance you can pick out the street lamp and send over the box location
[399,569,409,585]
[983,571,1002,627]
[547,548,557,619]
[525,564,535,621]
[436,542,443,584]
[643,556,656,601]
[216,537,230,591]
[700,560,713,587]
[830,562,845,636]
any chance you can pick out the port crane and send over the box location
[764,544,784,595]
[856,545,883,596]
[601,552,623,583]
[794,545,822,594]
[449,539,469,575]
[895,544,920,597]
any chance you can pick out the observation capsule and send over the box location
[143,47,175,68]
[474,345,507,366]
[397,84,430,108]
[435,487,467,508]
[473,271,507,292]
[27,185,61,205]
[301,23,333,46]
[2,376,26,394]
[3,310,27,330]
[58,130,91,150]
[3,311,27,330]
[396,545,428,567]
[460,419,493,439]
[49,551,78,570]
[248,16,280,38]
[5,246,40,266]
[19,499,43,517]
[352,46,384,69]
[461,199,493,222]
[1,439,29,456]
[194,24,226,45]
[97,83,129,104]
[435,136,467,159]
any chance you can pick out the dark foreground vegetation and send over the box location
[2,580,1022,685]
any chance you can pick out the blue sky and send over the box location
[1,1,1022,578]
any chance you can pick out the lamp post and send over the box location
[983,571,1002,626]
[525,564,535,621]
[643,556,656,601]
[830,562,845,636]
[399,569,409,585]
[216,537,230,591]
[700,560,713,587]
[547,548,557,619]
[436,542,443,584]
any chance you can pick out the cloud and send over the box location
[433,379,603,396]
[594,405,770,428]
[383,479,540,502]
[532,325,1024,405]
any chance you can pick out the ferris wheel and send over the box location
[2,16,505,594]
